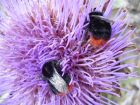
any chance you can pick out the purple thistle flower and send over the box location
[0,0,137,105]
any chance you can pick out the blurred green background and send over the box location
[113,0,140,105]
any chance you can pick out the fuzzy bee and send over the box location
[83,11,112,48]
[42,60,72,96]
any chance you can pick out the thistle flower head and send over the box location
[0,0,137,105]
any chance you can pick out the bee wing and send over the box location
[90,15,114,24]
[90,15,136,31]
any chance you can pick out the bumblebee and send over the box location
[42,60,72,96]
[84,11,112,48]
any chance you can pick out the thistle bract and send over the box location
[0,0,136,105]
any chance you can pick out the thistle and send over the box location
[0,0,137,105]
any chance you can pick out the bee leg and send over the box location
[62,73,71,84]
[48,81,59,94]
